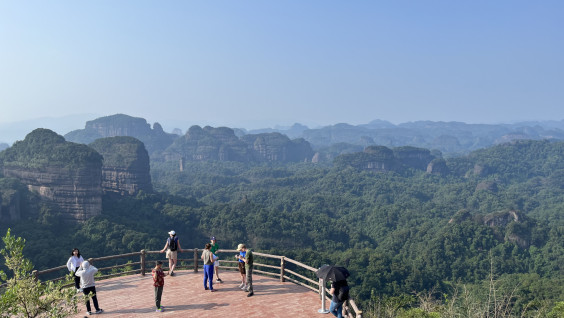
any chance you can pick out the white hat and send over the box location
[168,230,176,235]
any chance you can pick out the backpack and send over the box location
[169,237,178,251]
[337,285,350,302]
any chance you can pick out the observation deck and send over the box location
[28,249,361,317]
[72,270,322,317]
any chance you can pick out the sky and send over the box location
[1,1,563,136]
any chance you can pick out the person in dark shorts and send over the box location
[236,243,253,297]
[235,244,246,289]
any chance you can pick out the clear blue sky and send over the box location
[1,1,563,130]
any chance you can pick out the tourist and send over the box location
[75,260,103,315]
[210,236,222,283]
[235,244,246,289]
[329,280,349,318]
[201,243,216,292]
[160,230,181,276]
[152,260,167,312]
[66,248,84,292]
[236,244,253,297]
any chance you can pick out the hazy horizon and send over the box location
[1,1,563,142]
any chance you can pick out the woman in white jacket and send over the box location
[75,261,103,315]
[66,248,84,291]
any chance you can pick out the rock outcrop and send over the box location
[427,158,449,175]
[334,145,439,173]
[89,136,153,195]
[0,129,103,222]
[65,114,177,156]
[163,126,314,163]
[242,133,314,162]
[0,184,21,222]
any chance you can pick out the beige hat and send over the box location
[236,243,246,251]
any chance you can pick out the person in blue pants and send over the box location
[201,243,216,292]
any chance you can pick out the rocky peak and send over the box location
[0,129,103,222]
[89,136,153,195]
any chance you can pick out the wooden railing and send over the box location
[17,249,362,318]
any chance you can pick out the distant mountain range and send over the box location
[3,114,564,158]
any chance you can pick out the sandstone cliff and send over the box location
[65,114,177,155]
[334,145,438,173]
[163,126,314,163]
[0,129,103,222]
[89,136,153,195]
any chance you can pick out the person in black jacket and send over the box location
[329,280,348,318]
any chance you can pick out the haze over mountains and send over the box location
[4,113,564,157]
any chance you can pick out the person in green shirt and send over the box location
[236,243,253,297]
[210,236,222,282]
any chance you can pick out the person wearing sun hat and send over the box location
[160,230,181,276]
[236,243,254,297]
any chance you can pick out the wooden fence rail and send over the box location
[3,249,362,318]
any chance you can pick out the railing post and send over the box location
[140,249,146,276]
[193,248,199,272]
[280,257,285,282]
[318,278,329,314]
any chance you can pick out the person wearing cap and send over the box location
[236,243,254,297]
[210,236,222,283]
[160,230,182,276]
[235,244,246,289]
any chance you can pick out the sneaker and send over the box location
[247,291,254,297]
[216,278,222,282]
[95,309,103,314]
[243,288,249,292]
[238,283,244,288]
[205,287,209,290]
[170,272,174,277]
[87,312,93,316]
[156,308,164,312]
[210,289,216,292]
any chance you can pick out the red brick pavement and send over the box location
[73,270,330,317]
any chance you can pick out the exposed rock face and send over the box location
[483,210,520,227]
[0,189,21,222]
[164,126,251,162]
[242,133,314,162]
[65,114,176,156]
[334,145,438,173]
[0,129,103,222]
[89,137,153,195]
[163,126,314,163]
[483,210,530,248]
[3,166,102,222]
[427,158,449,175]
[393,146,435,170]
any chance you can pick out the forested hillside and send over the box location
[1,139,564,315]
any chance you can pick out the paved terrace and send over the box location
[73,270,326,317]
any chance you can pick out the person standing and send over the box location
[201,243,216,292]
[66,248,84,292]
[160,230,181,276]
[75,260,103,315]
[210,236,222,283]
[329,280,348,318]
[235,247,246,289]
[152,260,167,312]
[236,244,253,297]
